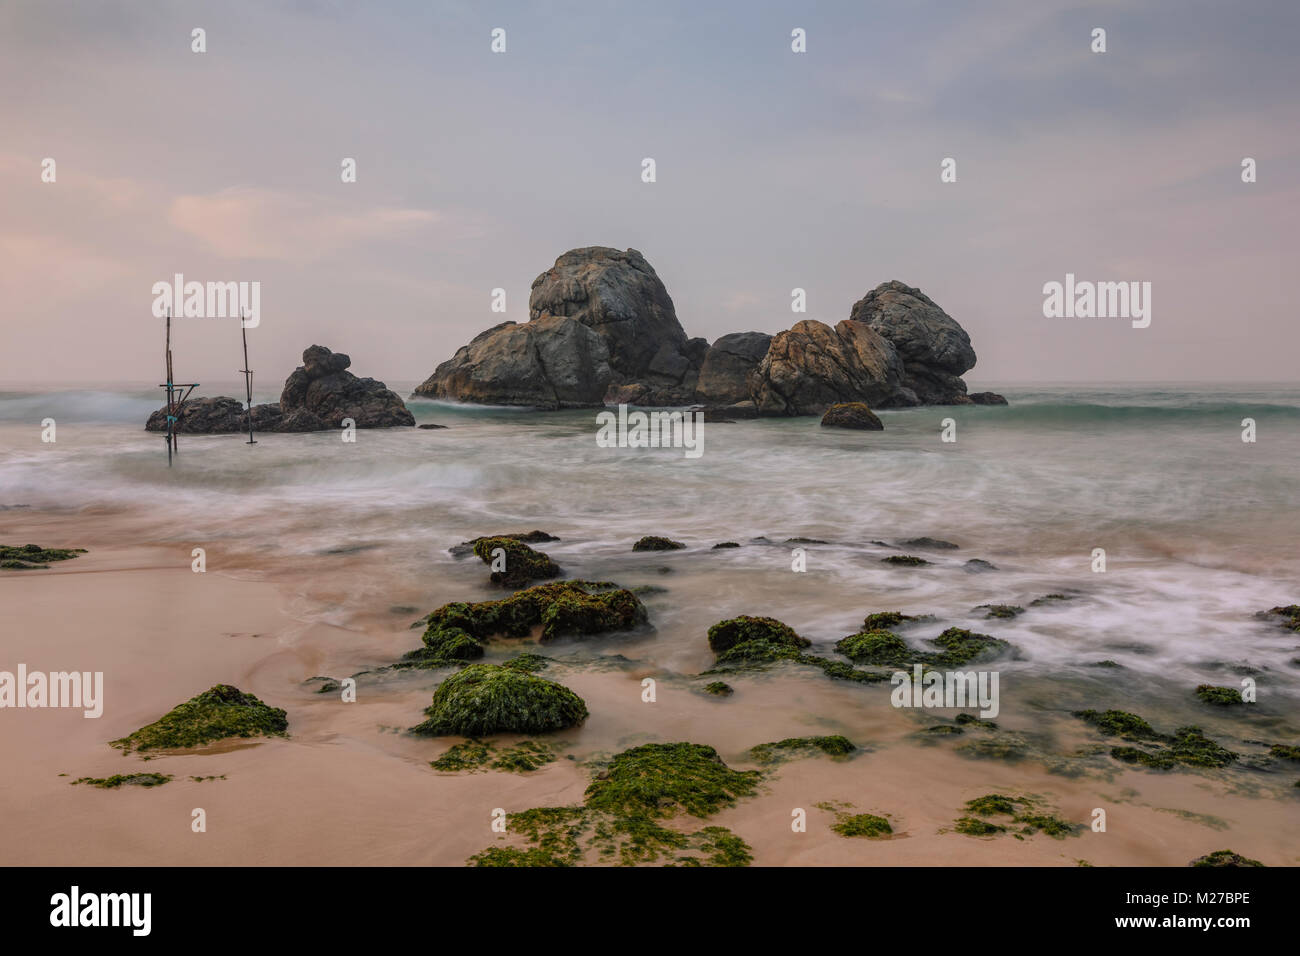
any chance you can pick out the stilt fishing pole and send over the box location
[239,311,256,444]
[158,309,199,467]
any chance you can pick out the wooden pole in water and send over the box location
[240,312,256,444]
[165,311,174,465]
[159,310,199,467]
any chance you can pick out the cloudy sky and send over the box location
[2,0,1297,389]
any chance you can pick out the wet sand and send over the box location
[2,509,1297,866]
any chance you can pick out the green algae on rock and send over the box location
[954,816,1006,835]
[1262,604,1300,632]
[72,773,172,789]
[448,530,558,558]
[954,793,1080,839]
[702,680,734,697]
[585,742,761,819]
[1190,849,1265,867]
[861,611,924,631]
[403,580,648,668]
[831,813,892,838]
[632,536,685,551]
[500,653,552,673]
[1074,710,1239,770]
[749,735,855,765]
[430,738,558,773]
[881,554,930,567]
[964,793,1021,816]
[1195,684,1244,705]
[0,543,87,570]
[1072,709,1163,740]
[469,742,760,867]
[836,625,1010,669]
[472,536,561,588]
[411,663,587,736]
[1269,744,1300,761]
[975,604,1024,619]
[707,615,810,654]
[111,684,287,754]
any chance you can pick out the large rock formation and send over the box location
[849,281,976,405]
[749,319,904,415]
[145,396,282,434]
[278,345,414,428]
[145,345,413,433]
[415,247,704,408]
[695,332,771,406]
[413,316,612,408]
[414,248,1002,414]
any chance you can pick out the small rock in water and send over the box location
[633,536,685,551]
[964,559,998,573]
[899,537,959,550]
[820,402,883,430]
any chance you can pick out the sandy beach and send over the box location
[4,503,1296,867]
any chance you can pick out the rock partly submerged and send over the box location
[146,345,414,433]
[110,684,288,753]
[416,246,1005,415]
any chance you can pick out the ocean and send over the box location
[1,382,1296,699]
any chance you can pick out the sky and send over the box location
[1,0,1298,390]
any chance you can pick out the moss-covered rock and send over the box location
[881,554,930,567]
[584,742,760,819]
[1072,709,1162,740]
[1168,726,1238,768]
[835,629,909,666]
[501,653,552,673]
[111,685,287,753]
[748,735,855,765]
[411,664,587,736]
[472,536,560,588]
[831,813,892,838]
[975,604,1024,619]
[1078,711,1239,771]
[633,536,685,551]
[449,530,558,558]
[398,627,484,668]
[1111,746,1178,770]
[836,625,1010,669]
[954,794,1079,839]
[431,738,558,773]
[1190,849,1265,867]
[467,742,759,867]
[1195,684,1244,705]
[707,615,809,654]
[1269,744,1300,761]
[1262,604,1300,632]
[72,773,172,789]
[702,681,734,697]
[861,611,923,630]
[0,543,87,570]
[711,542,740,549]
[954,816,1005,835]
[405,581,647,667]
[964,793,1021,816]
